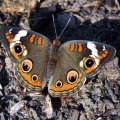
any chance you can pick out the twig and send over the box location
[105,80,118,103]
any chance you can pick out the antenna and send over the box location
[52,14,72,40]
[58,16,72,39]
[52,14,58,39]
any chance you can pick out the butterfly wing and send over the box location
[48,40,116,97]
[0,25,52,92]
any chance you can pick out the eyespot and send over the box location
[14,44,24,55]
[84,57,95,68]
[55,81,63,88]
[32,74,38,82]
[67,70,79,84]
[21,59,33,73]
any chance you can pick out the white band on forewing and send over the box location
[87,42,99,57]
[13,30,28,41]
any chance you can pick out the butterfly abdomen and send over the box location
[47,58,57,80]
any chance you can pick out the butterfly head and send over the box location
[52,39,61,46]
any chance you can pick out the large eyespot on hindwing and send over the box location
[54,70,79,89]
[18,59,42,88]
[21,59,33,73]
[10,43,27,60]
[67,70,79,84]
[53,70,79,89]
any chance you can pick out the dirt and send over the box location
[0,0,120,120]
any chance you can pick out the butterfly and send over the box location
[0,23,116,98]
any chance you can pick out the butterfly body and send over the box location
[0,25,116,97]
[46,39,61,81]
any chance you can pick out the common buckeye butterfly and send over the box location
[0,24,116,97]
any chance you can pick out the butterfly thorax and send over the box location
[49,39,61,59]
[47,39,61,80]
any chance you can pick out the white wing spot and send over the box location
[103,45,106,51]
[13,30,28,41]
[87,42,98,57]
[9,28,12,34]
[79,61,83,67]
[23,50,28,56]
